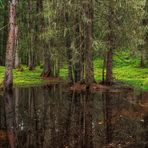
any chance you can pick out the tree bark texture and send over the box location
[4,0,17,90]
[85,0,94,86]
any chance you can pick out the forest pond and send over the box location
[0,84,148,148]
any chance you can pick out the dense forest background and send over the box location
[0,0,148,90]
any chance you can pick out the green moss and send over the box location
[0,56,148,90]
[60,66,68,78]
[93,57,148,90]
[0,66,5,86]
[93,52,148,90]
[0,66,62,87]
[113,66,148,90]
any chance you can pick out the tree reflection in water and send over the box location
[3,89,15,148]
[0,85,147,148]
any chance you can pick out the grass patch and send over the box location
[113,66,148,90]
[0,66,62,87]
[0,53,148,90]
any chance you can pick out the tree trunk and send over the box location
[14,25,20,68]
[67,43,74,84]
[39,0,51,77]
[15,48,20,68]
[105,1,114,85]
[4,0,17,90]
[28,0,35,70]
[106,48,113,84]
[74,63,81,83]
[73,12,82,83]
[1,0,9,66]
[85,0,94,86]
[102,52,106,83]
[140,49,145,67]
[65,10,74,83]
[41,49,51,77]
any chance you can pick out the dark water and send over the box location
[0,84,148,148]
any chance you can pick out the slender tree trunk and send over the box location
[65,11,74,84]
[1,0,9,66]
[106,48,113,84]
[14,25,20,68]
[105,1,114,85]
[102,52,106,83]
[14,47,20,68]
[85,0,94,86]
[41,48,51,77]
[66,43,74,84]
[4,0,17,90]
[39,0,52,77]
[0,32,3,66]
[28,0,35,70]
[140,49,145,67]
[145,33,148,65]
[144,0,148,66]
[73,12,81,83]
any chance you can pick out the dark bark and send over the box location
[105,1,114,85]
[106,48,113,84]
[85,0,94,86]
[66,41,74,84]
[65,11,74,84]
[140,49,145,67]
[102,52,106,83]
[1,0,9,66]
[38,0,52,77]
[41,49,51,77]
[74,62,81,82]
[28,0,35,70]
[73,15,82,83]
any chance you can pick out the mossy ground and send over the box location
[0,66,62,87]
[0,53,148,90]
[60,52,148,90]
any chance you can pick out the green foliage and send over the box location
[94,0,146,50]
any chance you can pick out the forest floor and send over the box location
[0,66,63,88]
[60,52,148,90]
[0,53,148,90]
[60,61,148,90]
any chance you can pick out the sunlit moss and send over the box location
[0,58,148,90]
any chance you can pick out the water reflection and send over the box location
[0,85,147,148]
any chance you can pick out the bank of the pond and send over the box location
[61,59,148,90]
[0,66,63,87]
[0,60,148,90]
